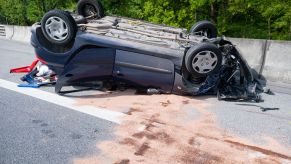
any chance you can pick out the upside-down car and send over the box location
[29,0,261,101]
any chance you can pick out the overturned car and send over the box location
[28,0,261,101]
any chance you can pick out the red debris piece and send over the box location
[10,59,39,73]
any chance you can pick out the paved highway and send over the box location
[0,40,116,164]
[0,39,290,163]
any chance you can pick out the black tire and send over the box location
[77,0,105,19]
[185,43,222,77]
[41,9,77,46]
[190,20,217,38]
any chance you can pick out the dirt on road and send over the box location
[74,90,291,164]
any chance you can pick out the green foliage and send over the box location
[0,0,290,40]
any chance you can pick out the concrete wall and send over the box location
[0,25,5,37]
[227,37,291,85]
[263,40,291,84]
[11,26,31,42]
[0,24,31,43]
[5,25,14,39]
[228,38,266,73]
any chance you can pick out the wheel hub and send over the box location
[45,16,68,41]
[192,51,218,74]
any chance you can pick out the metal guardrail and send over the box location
[0,25,5,37]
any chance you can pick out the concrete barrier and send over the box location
[11,26,31,43]
[5,25,14,39]
[0,24,14,40]
[0,25,5,37]
[228,38,291,85]
[262,40,291,84]
[228,37,266,73]
[0,24,30,42]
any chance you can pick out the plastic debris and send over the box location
[10,59,39,73]
[10,59,57,88]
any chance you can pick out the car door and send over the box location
[58,47,115,84]
[113,50,175,92]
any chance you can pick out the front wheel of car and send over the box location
[185,43,222,77]
[41,9,77,46]
[190,20,217,38]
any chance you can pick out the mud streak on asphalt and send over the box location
[73,90,291,164]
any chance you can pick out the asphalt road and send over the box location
[0,39,290,163]
[0,39,116,164]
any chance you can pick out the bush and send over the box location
[0,0,290,40]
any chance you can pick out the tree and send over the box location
[0,0,28,25]
[0,0,290,40]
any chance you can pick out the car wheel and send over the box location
[77,0,105,19]
[41,9,77,46]
[185,43,222,77]
[190,20,217,38]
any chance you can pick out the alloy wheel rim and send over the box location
[45,16,68,41]
[192,50,218,74]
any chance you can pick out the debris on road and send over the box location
[10,60,56,88]
[10,59,39,73]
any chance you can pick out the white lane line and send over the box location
[0,79,125,124]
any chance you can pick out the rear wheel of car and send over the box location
[185,43,222,77]
[77,0,105,19]
[190,20,217,38]
[41,9,77,45]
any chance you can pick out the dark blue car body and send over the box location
[30,24,198,94]
[30,22,258,101]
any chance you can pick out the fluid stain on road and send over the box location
[73,90,291,164]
